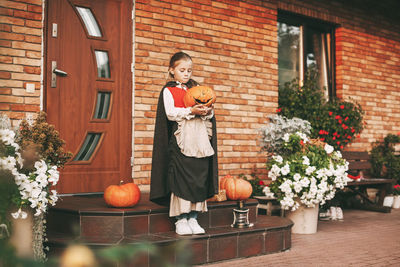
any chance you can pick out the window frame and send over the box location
[278,10,338,100]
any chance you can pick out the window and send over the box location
[278,11,336,99]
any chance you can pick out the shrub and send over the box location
[370,134,400,185]
[278,70,364,151]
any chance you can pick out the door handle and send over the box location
[51,61,67,87]
[53,68,68,76]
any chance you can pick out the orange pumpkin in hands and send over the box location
[183,86,216,107]
[220,175,253,200]
[104,182,141,207]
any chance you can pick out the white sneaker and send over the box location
[330,206,337,220]
[336,207,344,221]
[187,218,205,234]
[175,218,192,235]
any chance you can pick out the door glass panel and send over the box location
[73,133,102,161]
[94,92,111,119]
[76,6,102,37]
[95,50,111,78]
[278,22,300,88]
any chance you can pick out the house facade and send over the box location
[1,0,399,193]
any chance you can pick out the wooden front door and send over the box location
[45,0,132,193]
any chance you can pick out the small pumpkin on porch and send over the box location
[104,181,141,207]
[183,85,216,107]
[220,175,253,200]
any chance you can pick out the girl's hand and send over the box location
[190,104,208,116]
[205,104,214,115]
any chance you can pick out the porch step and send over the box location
[46,194,293,265]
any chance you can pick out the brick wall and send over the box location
[134,0,279,184]
[134,0,400,184]
[0,0,43,125]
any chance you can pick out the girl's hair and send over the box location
[167,51,198,88]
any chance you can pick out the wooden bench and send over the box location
[342,151,395,213]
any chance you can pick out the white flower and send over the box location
[324,144,334,154]
[305,166,316,175]
[293,173,301,181]
[272,155,283,164]
[34,160,48,174]
[48,166,59,185]
[302,156,310,166]
[296,132,309,143]
[263,186,275,198]
[283,133,290,142]
[36,173,49,187]
[49,190,58,205]
[0,129,15,145]
[11,208,28,219]
[280,164,290,175]
[1,156,16,171]
[293,182,302,193]
[334,151,342,158]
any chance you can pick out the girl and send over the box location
[150,52,218,235]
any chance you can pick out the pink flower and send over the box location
[329,111,333,116]
[276,108,282,113]
[340,105,344,109]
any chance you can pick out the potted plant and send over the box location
[0,112,72,260]
[262,132,349,234]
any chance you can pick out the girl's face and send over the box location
[170,59,192,84]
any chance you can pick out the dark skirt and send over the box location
[167,122,212,203]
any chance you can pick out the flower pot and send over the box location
[286,205,319,234]
[9,209,34,258]
[392,195,400,209]
[383,195,394,207]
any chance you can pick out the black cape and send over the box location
[150,81,219,206]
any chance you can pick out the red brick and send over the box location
[0,71,11,79]
[23,65,40,74]
[14,0,41,6]
[27,4,42,13]
[0,55,12,63]
[0,87,11,94]
[0,31,24,41]
[10,104,39,112]
[0,102,10,110]
[25,19,41,28]
[24,34,40,43]
[0,23,11,32]
[13,10,41,20]
[0,7,14,16]
[0,39,11,47]
[0,15,24,26]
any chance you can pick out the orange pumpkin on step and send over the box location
[220,175,253,200]
[183,86,216,107]
[104,181,141,207]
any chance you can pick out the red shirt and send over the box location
[167,86,186,108]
